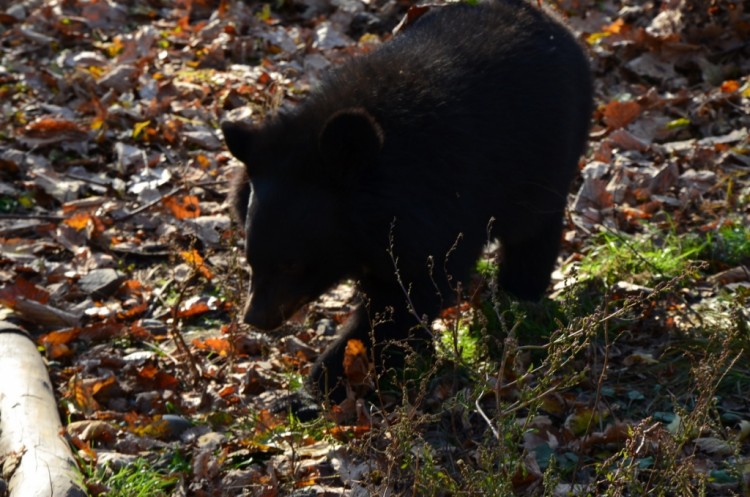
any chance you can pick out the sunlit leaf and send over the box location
[117,301,148,320]
[193,337,232,356]
[343,339,369,384]
[179,249,213,279]
[40,327,81,345]
[0,277,50,306]
[218,384,238,398]
[666,117,691,129]
[329,425,370,442]
[66,374,99,415]
[176,299,211,318]
[132,120,151,139]
[720,80,740,93]
[603,18,627,35]
[164,195,201,219]
[64,212,93,231]
[105,36,124,57]
[91,375,116,396]
[22,116,84,138]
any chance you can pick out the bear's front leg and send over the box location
[308,290,436,403]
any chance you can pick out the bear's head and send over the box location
[222,108,383,330]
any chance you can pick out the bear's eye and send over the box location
[279,262,304,276]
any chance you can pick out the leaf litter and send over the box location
[0,0,749,495]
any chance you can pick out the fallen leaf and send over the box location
[66,374,100,415]
[721,80,740,93]
[193,337,233,356]
[180,249,214,279]
[603,100,642,130]
[20,116,88,145]
[694,437,734,456]
[164,194,201,219]
[0,277,50,306]
[343,339,370,385]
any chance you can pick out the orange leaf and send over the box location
[163,195,200,219]
[137,364,179,389]
[257,72,271,85]
[329,425,370,442]
[120,279,147,298]
[218,384,238,398]
[68,436,97,460]
[603,18,627,35]
[177,300,211,318]
[64,212,93,231]
[139,363,159,380]
[40,327,81,345]
[439,302,472,319]
[602,100,641,130]
[343,339,370,384]
[193,337,232,356]
[66,375,99,414]
[23,117,84,138]
[720,80,740,93]
[0,277,50,306]
[294,478,318,488]
[195,154,211,169]
[91,376,116,395]
[179,249,213,279]
[255,409,282,434]
[47,343,73,359]
[117,301,148,320]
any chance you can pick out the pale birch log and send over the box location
[0,322,86,497]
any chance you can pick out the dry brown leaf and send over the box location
[66,374,100,415]
[0,277,50,306]
[22,117,86,141]
[603,100,642,130]
[40,327,81,346]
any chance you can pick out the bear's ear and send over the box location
[228,168,251,227]
[319,108,383,180]
[222,120,256,172]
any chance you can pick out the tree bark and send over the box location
[0,322,86,497]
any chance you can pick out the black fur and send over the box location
[223,0,593,401]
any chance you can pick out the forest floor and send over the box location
[1,0,749,496]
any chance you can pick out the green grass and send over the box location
[577,224,707,286]
[576,220,750,289]
[88,457,179,497]
[708,222,750,266]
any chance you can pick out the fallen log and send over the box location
[0,321,86,497]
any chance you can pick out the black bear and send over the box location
[222,0,593,401]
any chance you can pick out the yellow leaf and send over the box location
[133,120,151,139]
[90,117,104,130]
